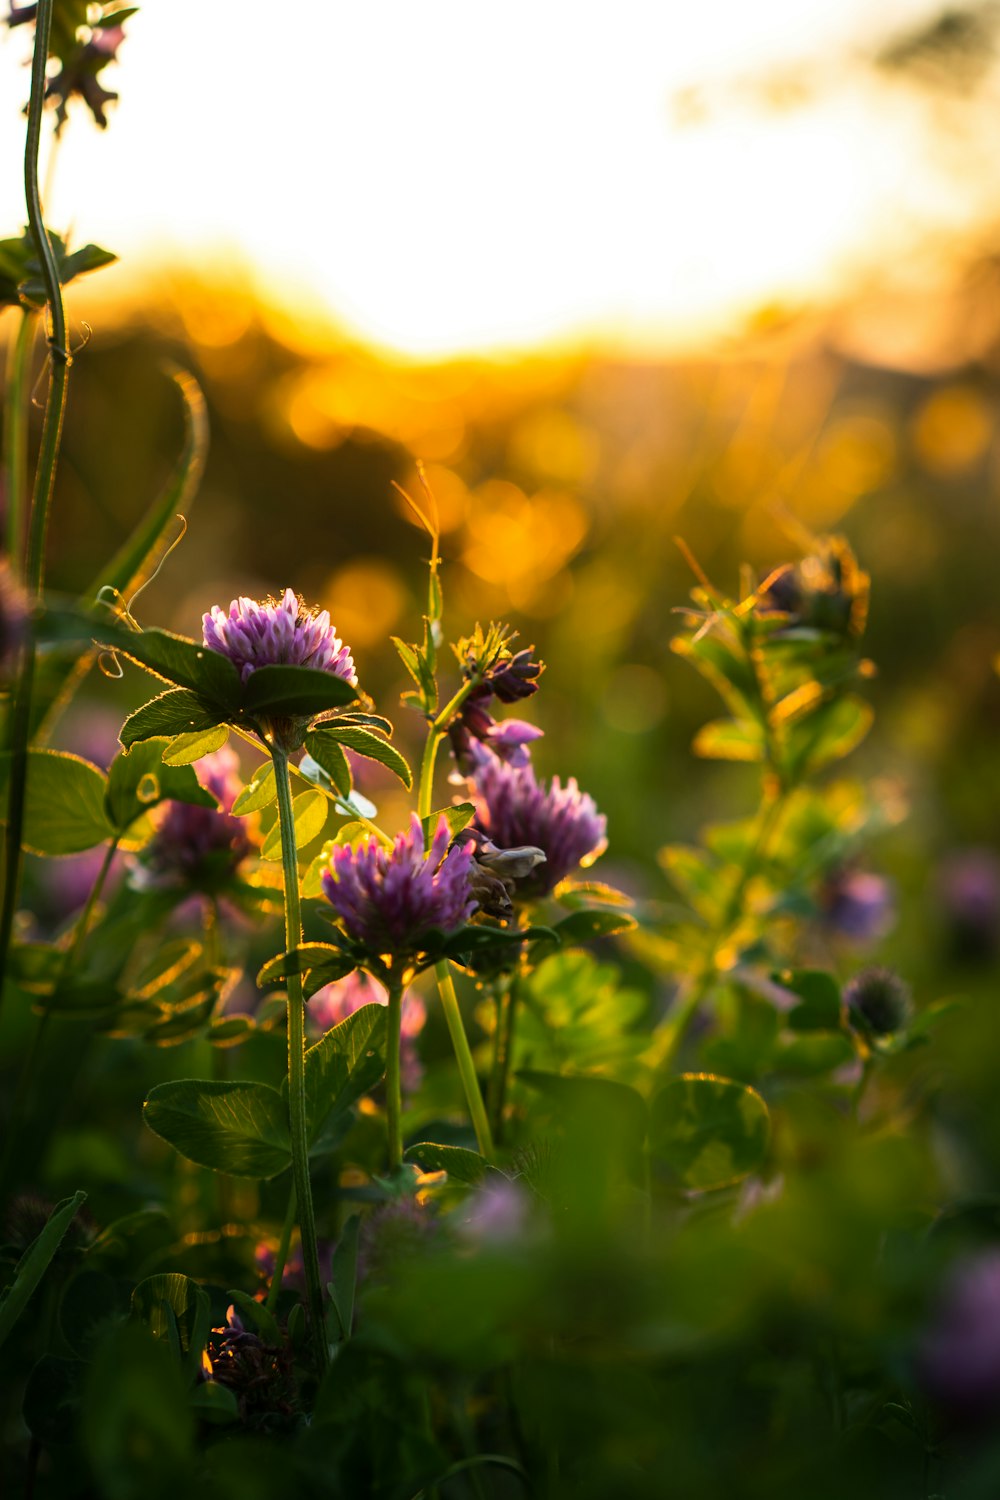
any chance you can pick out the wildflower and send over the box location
[457,1178,530,1244]
[357,1197,438,1286]
[818,868,895,945]
[453,828,547,920]
[309,971,427,1093]
[206,1307,297,1426]
[0,560,28,681]
[843,966,912,1037]
[322,814,476,957]
[202,588,356,688]
[918,1252,1000,1417]
[468,742,606,897]
[137,746,253,889]
[448,631,545,772]
[757,536,869,640]
[937,849,1000,962]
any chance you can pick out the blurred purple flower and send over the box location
[137,746,254,889]
[918,1252,1000,1416]
[818,869,895,945]
[937,849,1000,962]
[457,1178,530,1244]
[357,1196,437,1286]
[0,560,28,681]
[203,587,356,687]
[468,742,606,896]
[322,814,476,957]
[309,970,426,1094]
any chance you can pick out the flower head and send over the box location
[937,849,1000,962]
[843,966,913,1037]
[138,746,253,889]
[322,814,476,958]
[918,1252,1000,1417]
[310,971,426,1093]
[819,868,895,945]
[468,743,606,896]
[203,587,356,687]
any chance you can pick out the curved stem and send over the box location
[271,747,328,1373]
[0,0,73,1010]
[385,975,404,1172]
[436,961,495,1161]
[4,308,35,573]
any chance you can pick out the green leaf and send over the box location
[161,724,230,765]
[309,725,413,790]
[59,1270,131,1359]
[404,1142,494,1184]
[0,750,112,855]
[257,942,356,988]
[241,664,357,718]
[39,609,242,706]
[260,788,329,860]
[776,1032,855,1075]
[296,1002,388,1146]
[775,969,844,1031]
[105,740,217,833]
[82,1324,194,1498]
[554,879,633,909]
[692,717,765,762]
[0,1190,87,1349]
[327,1215,361,1342]
[225,1291,281,1346]
[119,689,225,749]
[649,1074,770,1191]
[518,1070,648,1154]
[207,1014,255,1046]
[232,762,276,814]
[548,909,637,945]
[421,801,475,843]
[783,694,873,779]
[302,739,352,797]
[189,1381,239,1424]
[335,711,394,736]
[130,1274,210,1360]
[658,844,723,922]
[22,1355,84,1446]
[143,1080,291,1178]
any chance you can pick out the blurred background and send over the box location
[3,0,1000,993]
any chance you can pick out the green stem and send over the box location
[0,0,73,1011]
[656,788,786,1071]
[385,975,404,1172]
[4,308,35,573]
[436,961,495,1161]
[265,1183,297,1315]
[271,747,328,1373]
[493,973,519,1147]
[417,684,495,1160]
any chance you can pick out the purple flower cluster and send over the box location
[449,643,545,772]
[322,814,476,956]
[818,868,895,945]
[468,742,606,895]
[309,971,427,1093]
[139,747,253,888]
[203,588,356,687]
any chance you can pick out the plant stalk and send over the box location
[265,1183,297,1315]
[0,0,73,1005]
[385,974,404,1171]
[4,308,35,573]
[271,746,328,1373]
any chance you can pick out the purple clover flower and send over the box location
[818,868,895,945]
[202,588,356,687]
[468,742,606,896]
[322,814,476,957]
[138,746,254,889]
[309,971,427,1093]
[918,1252,1000,1417]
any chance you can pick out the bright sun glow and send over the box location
[0,0,995,356]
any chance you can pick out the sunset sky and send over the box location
[1,0,997,356]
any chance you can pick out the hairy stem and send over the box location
[271,747,328,1373]
[385,975,404,1172]
[0,0,73,1007]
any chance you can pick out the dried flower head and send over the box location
[137,746,253,889]
[322,814,476,958]
[468,743,606,896]
[203,587,356,687]
[844,966,913,1037]
[310,971,426,1093]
